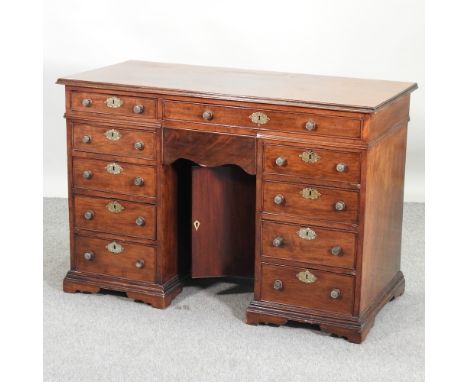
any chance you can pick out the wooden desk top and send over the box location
[57,60,417,112]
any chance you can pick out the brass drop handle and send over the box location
[84,210,94,220]
[336,163,347,173]
[134,141,144,150]
[82,170,93,179]
[135,259,145,269]
[82,135,92,144]
[335,201,346,211]
[305,120,316,131]
[82,98,92,107]
[330,288,341,299]
[202,110,213,121]
[275,156,287,167]
[273,194,285,205]
[273,280,283,290]
[330,246,343,256]
[133,104,144,114]
[83,251,95,261]
[272,236,284,247]
[135,216,145,226]
[133,176,144,186]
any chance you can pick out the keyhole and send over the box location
[112,244,116,250]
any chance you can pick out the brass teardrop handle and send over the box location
[305,120,316,130]
[133,104,144,114]
[335,201,346,211]
[82,135,92,144]
[135,216,145,226]
[330,288,341,299]
[82,170,93,179]
[134,141,144,150]
[82,98,92,107]
[202,110,213,120]
[273,280,283,290]
[272,236,284,247]
[133,176,144,186]
[83,251,95,261]
[273,194,285,205]
[135,259,145,269]
[84,210,94,220]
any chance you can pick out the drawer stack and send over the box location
[255,137,361,316]
[63,89,181,308]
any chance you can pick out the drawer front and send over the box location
[71,91,157,119]
[260,263,354,315]
[261,220,356,269]
[74,236,156,282]
[164,101,361,138]
[264,144,361,183]
[73,123,157,160]
[74,195,156,239]
[263,181,359,223]
[73,158,156,197]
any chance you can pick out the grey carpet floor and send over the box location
[44,198,424,382]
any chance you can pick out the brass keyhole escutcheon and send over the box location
[106,241,124,254]
[249,111,270,125]
[104,129,121,141]
[296,270,317,284]
[299,188,321,200]
[193,220,201,231]
[106,201,124,213]
[106,162,123,175]
[297,227,317,240]
[299,150,320,164]
[105,96,123,108]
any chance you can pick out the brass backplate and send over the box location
[106,162,123,175]
[249,111,270,125]
[299,150,320,163]
[106,241,124,254]
[193,220,201,231]
[106,201,124,213]
[104,129,121,141]
[297,227,317,240]
[300,188,321,200]
[296,270,317,283]
[105,96,123,108]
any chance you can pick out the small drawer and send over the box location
[260,263,354,315]
[261,220,356,269]
[263,181,359,223]
[73,123,157,160]
[74,236,156,282]
[73,158,156,197]
[264,144,361,184]
[71,91,157,119]
[74,195,156,240]
[164,100,361,138]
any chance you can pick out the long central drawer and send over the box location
[163,100,362,138]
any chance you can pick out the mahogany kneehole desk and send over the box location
[57,61,417,343]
